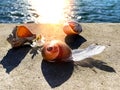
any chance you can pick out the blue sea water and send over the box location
[72,0,120,23]
[0,0,120,23]
[0,0,35,23]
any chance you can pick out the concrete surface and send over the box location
[0,23,120,90]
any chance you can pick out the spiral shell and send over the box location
[41,40,72,62]
[63,21,82,35]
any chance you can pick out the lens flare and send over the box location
[28,0,70,23]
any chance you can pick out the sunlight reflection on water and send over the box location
[28,0,73,23]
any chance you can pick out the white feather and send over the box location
[72,44,106,61]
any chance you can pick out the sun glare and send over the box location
[28,0,70,23]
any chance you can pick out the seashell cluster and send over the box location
[7,24,106,63]
[63,21,82,35]
[41,40,72,62]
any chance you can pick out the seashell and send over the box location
[63,21,82,35]
[7,25,36,48]
[41,40,72,62]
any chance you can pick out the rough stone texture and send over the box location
[0,23,120,90]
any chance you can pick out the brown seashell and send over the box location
[63,21,82,35]
[41,40,72,62]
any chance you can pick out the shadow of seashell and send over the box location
[0,45,31,73]
[41,60,74,88]
[65,34,87,49]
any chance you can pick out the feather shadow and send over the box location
[74,58,116,73]
[41,60,74,88]
[0,45,31,74]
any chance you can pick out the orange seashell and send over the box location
[41,40,72,62]
[7,25,37,48]
[63,21,82,35]
[16,26,34,38]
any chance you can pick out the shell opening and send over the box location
[47,46,53,51]
[16,26,33,38]
[69,22,82,33]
